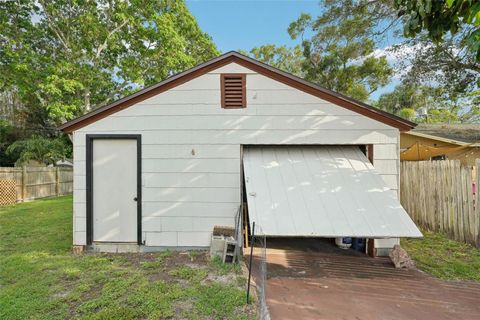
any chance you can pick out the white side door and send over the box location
[92,139,138,242]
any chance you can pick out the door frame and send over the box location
[86,134,142,245]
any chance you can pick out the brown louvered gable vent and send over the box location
[221,74,246,108]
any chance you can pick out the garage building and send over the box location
[60,51,421,255]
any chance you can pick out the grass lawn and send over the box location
[0,196,254,320]
[403,230,480,282]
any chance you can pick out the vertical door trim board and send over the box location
[85,134,142,245]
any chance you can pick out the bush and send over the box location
[6,135,72,166]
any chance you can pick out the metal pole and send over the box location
[246,221,255,304]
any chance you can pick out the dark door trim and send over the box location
[86,134,142,245]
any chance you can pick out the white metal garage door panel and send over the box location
[93,139,137,242]
[243,146,422,238]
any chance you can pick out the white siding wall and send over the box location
[72,62,400,246]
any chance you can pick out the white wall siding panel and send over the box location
[372,159,398,175]
[143,202,238,218]
[74,189,86,204]
[160,217,193,232]
[113,103,365,117]
[73,176,86,191]
[81,115,392,132]
[75,217,86,232]
[142,217,161,232]
[74,130,398,147]
[192,217,235,232]
[145,232,177,246]
[74,202,86,217]
[208,64,256,74]
[143,159,240,173]
[373,144,398,160]
[142,145,239,159]
[143,187,240,203]
[177,232,211,247]
[74,232,87,245]
[144,172,240,188]
[73,160,86,176]
[71,62,401,247]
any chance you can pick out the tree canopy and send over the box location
[0,0,218,126]
[245,1,394,102]
[246,0,479,124]
[0,0,218,165]
[395,0,480,60]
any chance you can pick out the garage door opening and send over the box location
[241,145,421,257]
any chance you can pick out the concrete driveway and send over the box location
[261,238,480,320]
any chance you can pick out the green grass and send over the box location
[0,196,253,320]
[403,230,480,282]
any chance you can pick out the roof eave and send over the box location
[59,51,416,133]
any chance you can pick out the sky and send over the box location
[186,0,319,52]
[185,0,401,99]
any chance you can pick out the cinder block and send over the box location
[210,235,226,258]
[72,245,85,254]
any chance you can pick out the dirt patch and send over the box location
[201,272,237,286]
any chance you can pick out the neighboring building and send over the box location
[401,124,480,166]
[60,52,421,255]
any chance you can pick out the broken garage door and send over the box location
[243,146,422,238]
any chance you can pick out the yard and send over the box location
[0,196,254,320]
[403,230,480,282]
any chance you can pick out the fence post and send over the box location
[246,221,255,304]
[55,167,60,196]
[476,159,480,247]
[21,166,27,202]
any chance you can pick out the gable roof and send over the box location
[59,51,416,133]
[411,124,480,144]
[403,131,469,146]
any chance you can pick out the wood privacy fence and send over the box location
[0,167,73,203]
[400,160,480,247]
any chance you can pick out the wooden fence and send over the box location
[400,160,480,247]
[0,166,73,203]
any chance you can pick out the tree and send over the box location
[243,45,304,76]
[245,1,394,102]
[0,0,219,128]
[6,135,72,166]
[375,83,477,123]
[395,0,480,60]
[281,0,479,123]
[0,120,22,166]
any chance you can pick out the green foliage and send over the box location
[375,82,478,123]
[243,44,304,76]
[6,135,71,165]
[0,120,21,166]
[309,0,480,123]
[0,0,218,125]
[247,1,393,102]
[403,230,480,281]
[210,255,242,275]
[0,197,253,319]
[399,107,416,121]
[395,0,480,60]
[288,1,393,101]
[169,266,208,282]
[192,283,248,319]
